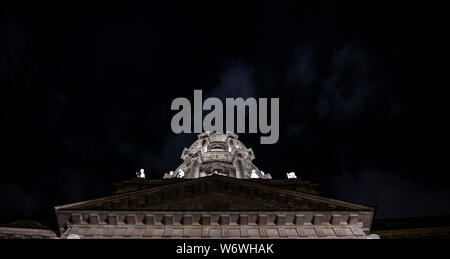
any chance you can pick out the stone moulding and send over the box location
[56,211,373,232]
[57,210,373,239]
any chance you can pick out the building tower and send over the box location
[163,132,271,179]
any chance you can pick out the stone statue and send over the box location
[250,169,259,178]
[139,169,145,179]
[286,172,297,179]
[177,170,185,178]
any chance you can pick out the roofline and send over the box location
[55,175,374,212]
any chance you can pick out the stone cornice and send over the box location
[62,225,368,239]
[0,227,57,239]
[56,210,373,233]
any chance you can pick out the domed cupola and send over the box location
[163,132,271,179]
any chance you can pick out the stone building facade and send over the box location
[2,132,378,239]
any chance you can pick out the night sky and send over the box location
[1,2,447,225]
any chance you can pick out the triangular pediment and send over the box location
[55,175,373,212]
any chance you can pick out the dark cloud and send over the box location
[106,111,136,160]
[48,90,68,122]
[0,12,31,75]
[287,47,316,86]
[139,134,196,178]
[320,45,377,121]
[286,44,389,125]
[0,183,40,219]
[208,60,256,100]
[331,168,450,219]
[57,168,110,204]
[278,43,393,149]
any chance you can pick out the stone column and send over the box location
[189,157,201,178]
[227,138,234,152]
[233,158,244,179]
[202,139,208,153]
